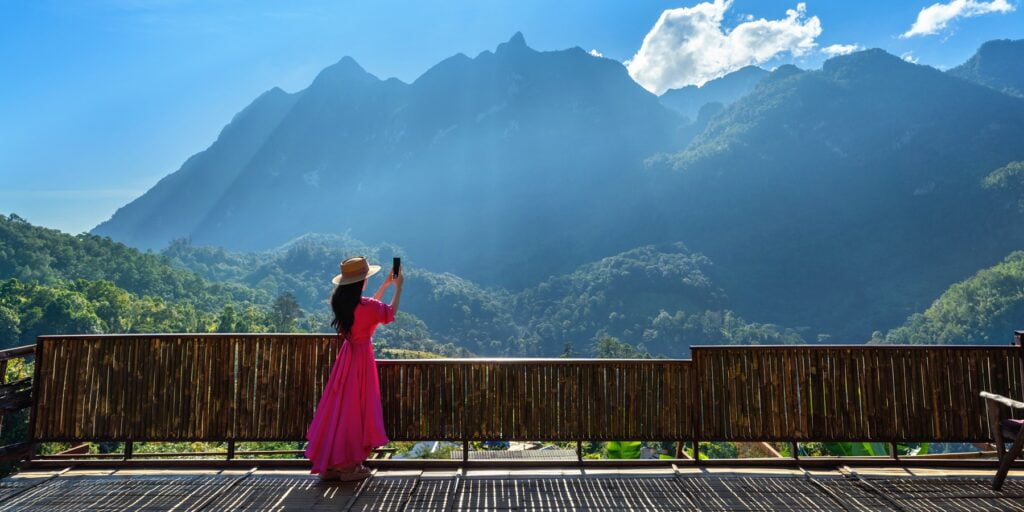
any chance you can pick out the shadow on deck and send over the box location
[1,466,1023,511]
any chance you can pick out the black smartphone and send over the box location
[392,257,401,278]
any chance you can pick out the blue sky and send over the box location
[2,0,1022,235]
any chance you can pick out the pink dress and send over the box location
[305,297,393,474]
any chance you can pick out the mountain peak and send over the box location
[977,38,1024,55]
[309,56,378,89]
[822,48,915,81]
[659,65,770,118]
[948,39,1024,97]
[496,32,530,54]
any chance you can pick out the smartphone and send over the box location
[392,257,401,278]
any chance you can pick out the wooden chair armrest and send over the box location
[981,391,1024,409]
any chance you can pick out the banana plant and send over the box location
[820,442,929,456]
[605,441,642,459]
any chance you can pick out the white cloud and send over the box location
[901,51,920,63]
[589,49,604,58]
[902,0,1015,38]
[821,43,863,56]
[627,0,822,94]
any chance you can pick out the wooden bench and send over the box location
[980,391,1024,490]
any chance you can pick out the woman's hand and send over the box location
[390,265,403,313]
[374,266,402,301]
[392,266,404,288]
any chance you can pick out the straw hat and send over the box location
[331,256,381,285]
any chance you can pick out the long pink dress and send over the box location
[305,297,393,474]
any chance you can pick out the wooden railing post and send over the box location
[123,441,133,460]
[227,441,235,460]
[0,358,8,434]
[26,340,42,462]
[791,441,799,461]
[461,362,468,465]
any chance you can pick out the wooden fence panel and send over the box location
[693,346,1024,442]
[32,336,234,442]
[461,361,581,441]
[378,360,464,440]
[234,335,341,440]
[578,361,692,441]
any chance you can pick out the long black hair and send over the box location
[330,280,364,338]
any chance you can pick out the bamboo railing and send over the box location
[0,344,35,462]
[25,335,1024,455]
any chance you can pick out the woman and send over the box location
[305,256,403,481]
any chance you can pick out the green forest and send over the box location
[0,214,466,357]
[5,212,1024,359]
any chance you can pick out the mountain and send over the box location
[948,39,1024,98]
[94,87,300,251]
[94,33,690,284]
[96,37,1024,345]
[648,49,1024,341]
[883,251,1024,345]
[659,65,769,119]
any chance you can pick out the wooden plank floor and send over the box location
[0,467,1022,511]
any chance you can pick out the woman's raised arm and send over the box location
[390,267,403,313]
[372,273,392,301]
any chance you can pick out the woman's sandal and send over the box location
[318,468,343,482]
[318,464,371,482]
[336,464,371,481]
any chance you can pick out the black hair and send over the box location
[330,280,364,338]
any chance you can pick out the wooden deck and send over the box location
[1,466,1022,511]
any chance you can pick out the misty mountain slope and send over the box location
[96,33,690,285]
[659,65,769,119]
[650,49,1024,342]
[93,88,299,249]
[948,39,1024,98]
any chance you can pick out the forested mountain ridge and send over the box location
[1,214,264,308]
[0,215,468,356]
[512,243,805,357]
[883,251,1024,345]
[165,237,806,357]
[948,39,1024,98]
[659,65,768,119]
[162,235,519,354]
[0,214,272,346]
[646,48,1024,342]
